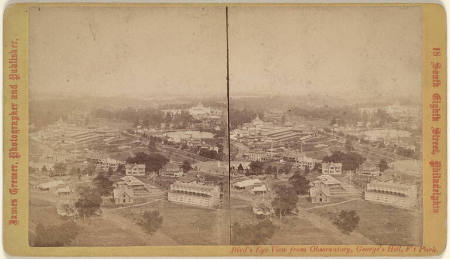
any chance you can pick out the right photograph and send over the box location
[228,6,423,246]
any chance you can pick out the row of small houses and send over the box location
[96,158,185,178]
[231,158,382,177]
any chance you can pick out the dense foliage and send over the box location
[126,152,169,173]
[31,221,80,247]
[322,151,366,171]
[75,186,102,219]
[289,173,310,195]
[333,210,360,234]
[93,172,114,196]
[231,219,277,245]
[138,210,163,234]
[272,186,298,218]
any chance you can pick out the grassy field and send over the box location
[30,192,230,246]
[116,200,230,245]
[309,199,422,245]
[268,216,347,245]
[230,207,357,245]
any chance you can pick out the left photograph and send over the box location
[28,6,230,246]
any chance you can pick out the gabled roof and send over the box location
[162,162,181,171]
[316,175,341,185]
[120,176,145,186]
[113,187,133,198]
[126,163,145,169]
[233,179,262,188]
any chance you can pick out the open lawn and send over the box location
[268,216,347,245]
[30,193,228,246]
[230,207,368,245]
[309,199,422,245]
[116,200,230,245]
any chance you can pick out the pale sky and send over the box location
[29,6,227,98]
[229,6,422,101]
[30,6,421,102]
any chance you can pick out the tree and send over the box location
[304,166,310,175]
[199,148,219,160]
[229,108,259,130]
[323,151,366,171]
[280,164,292,174]
[271,186,298,219]
[249,161,264,175]
[83,163,96,176]
[127,152,169,173]
[378,159,389,172]
[69,167,78,176]
[116,164,125,175]
[93,172,114,196]
[333,210,360,234]
[289,173,310,195]
[148,140,158,152]
[265,166,275,175]
[237,163,244,171]
[181,160,193,173]
[41,165,47,173]
[75,186,102,220]
[345,139,353,152]
[138,210,163,235]
[192,214,214,233]
[231,219,277,245]
[31,221,80,247]
[107,167,114,177]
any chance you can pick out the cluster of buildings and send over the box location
[231,116,314,149]
[188,103,222,120]
[232,179,268,195]
[96,158,125,172]
[308,162,418,209]
[159,103,224,131]
[33,118,119,150]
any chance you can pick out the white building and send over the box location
[322,162,343,175]
[309,175,345,203]
[246,151,270,162]
[356,163,381,177]
[365,179,417,209]
[160,162,184,178]
[96,158,125,172]
[233,179,263,190]
[125,163,146,176]
[295,155,320,170]
[113,176,151,203]
[168,181,220,208]
[113,188,134,205]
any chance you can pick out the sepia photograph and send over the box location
[28,6,230,246]
[27,5,422,247]
[228,6,422,246]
